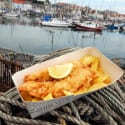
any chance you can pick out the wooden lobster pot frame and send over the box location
[0,58,23,92]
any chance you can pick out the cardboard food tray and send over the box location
[12,47,124,118]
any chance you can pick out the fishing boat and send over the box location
[72,22,103,32]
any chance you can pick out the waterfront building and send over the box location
[0,0,4,9]
[12,0,25,9]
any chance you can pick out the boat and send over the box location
[72,22,103,32]
[40,17,71,28]
[105,23,118,31]
[2,0,24,17]
[2,12,20,17]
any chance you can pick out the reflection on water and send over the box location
[0,16,125,59]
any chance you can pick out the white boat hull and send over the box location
[40,19,70,28]
[2,13,20,17]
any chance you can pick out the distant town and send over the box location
[0,0,125,23]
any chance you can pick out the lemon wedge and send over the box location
[48,63,73,79]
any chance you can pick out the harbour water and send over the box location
[0,16,125,59]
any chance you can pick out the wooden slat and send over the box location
[0,58,23,92]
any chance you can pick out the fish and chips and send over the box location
[18,55,111,102]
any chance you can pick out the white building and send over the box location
[0,1,5,9]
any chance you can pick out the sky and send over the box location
[49,0,125,14]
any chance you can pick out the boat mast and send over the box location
[10,0,12,10]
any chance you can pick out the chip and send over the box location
[81,56,95,66]
[91,57,99,71]
[63,90,74,96]
[88,82,107,92]
[43,93,53,101]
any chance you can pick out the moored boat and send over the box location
[2,12,20,17]
[72,22,103,32]
[39,18,71,28]
[105,23,118,31]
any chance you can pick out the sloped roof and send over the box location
[12,0,25,3]
[37,0,47,2]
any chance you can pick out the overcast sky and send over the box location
[49,0,125,14]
